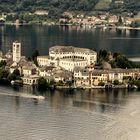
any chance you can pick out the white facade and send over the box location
[37,56,49,66]
[12,41,21,62]
[59,59,88,71]
[22,67,36,76]
[37,46,97,71]
[49,46,97,71]
[74,68,140,87]
[22,76,39,85]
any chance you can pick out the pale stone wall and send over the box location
[12,41,21,62]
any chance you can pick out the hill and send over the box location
[0,0,99,13]
[0,0,140,17]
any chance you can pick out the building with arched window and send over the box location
[48,46,97,71]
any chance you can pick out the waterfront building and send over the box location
[92,70,108,86]
[74,67,89,87]
[53,69,73,82]
[12,41,21,62]
[74,67,140,87]
[22,75,39,85]
[37,45,97,72]
[49,46,97,71]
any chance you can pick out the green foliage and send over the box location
[99,50,108,59]
[110,53,139,69]
[98,81,105,86]
[8,69,20,81]
[66,80,73,87]
[116,16,123,26]
[128,79,140,87]
[130,20,140,28]
[56,80,64,86]
[34,57,38,67]
[32,50,39,61]
[50,79,56,86]
[1,0,140,19]
[95,0,111,10]
[0,69,9,80]
[114,55,138,68]
[0,61,6,67]
[98,50,139,69]
[98,49,109,63]
[32,50,39,66]
[37,77,49,90]
[0,0,99,13]
[113,79,119,85]
[13,69,20,76]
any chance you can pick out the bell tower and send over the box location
[12,41,21,62]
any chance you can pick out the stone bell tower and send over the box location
[12,41,21,62]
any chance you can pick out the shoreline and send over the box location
[11,83,137,90]
[2,22,140,30]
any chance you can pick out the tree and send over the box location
[56,80,64,86]
[113,80,119,85]
[0,61,6,67]
[37,77,49,90]
[13,69,20,76]
[50,79,56,86]
[118,16,123,25]
[34,57,38,67]
[0,69,8,78]
[31,50,39,66]
[98,81,105,86]
[66,80,73,87]
[8,69,20,81]
[110,53,139,69]
[130,20,140,28]
[99,49,108,59]
[31,50,39,61]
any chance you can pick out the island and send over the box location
[0,41,140,90]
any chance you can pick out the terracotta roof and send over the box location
[49,46,96,54]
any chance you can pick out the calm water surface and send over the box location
[0,25,140,139]
[0,86,140,140]
[0,25,140,57]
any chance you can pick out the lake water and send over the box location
[1,25,140,57]
[0,86,140,140]
[0,25,140,139]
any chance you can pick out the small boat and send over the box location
[18,94,45,100]
[11,80,15,85]
[132,85,138,89]
[36,96,45,100]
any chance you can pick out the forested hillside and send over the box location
[0,0,140,15]
[0,0,99,12]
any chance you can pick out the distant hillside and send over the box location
[0,0,99,12]
[0,0,140,16]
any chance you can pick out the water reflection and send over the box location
[1,25,140,57]
[0,85,140,140]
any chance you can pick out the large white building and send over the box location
[49,46,97,71]
[12,41,21,62]
[37,45,97,71]
[49,46,97,64]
